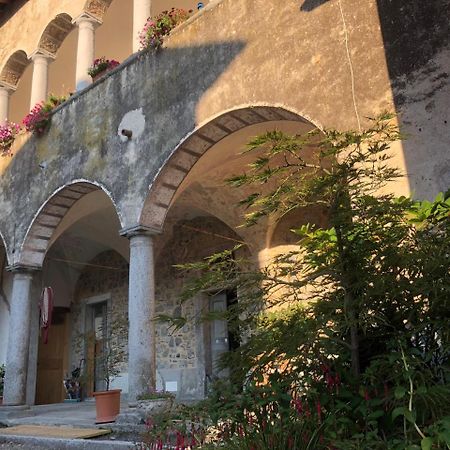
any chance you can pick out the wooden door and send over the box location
[35,309,69,405]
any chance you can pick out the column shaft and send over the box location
[133,0,151,52]
[127,233,156,404]
[3,270,34,405]
[0,88,9,124]
[29,54,51,109]
[74,15,99,91]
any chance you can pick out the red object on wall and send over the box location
[39,287,54,344]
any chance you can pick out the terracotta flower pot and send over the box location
[93,389,121,424]
[92,70,108,83]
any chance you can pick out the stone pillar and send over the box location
[29,50,54,109]
[0,84,13,124]
[133,0,151,52]
[3,267,37,405]
[121,226,157,405]
[73,12,101,91]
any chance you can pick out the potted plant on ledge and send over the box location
[88,57,120,83]
[89,312,127,424]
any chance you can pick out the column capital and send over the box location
[72,11,102,27]
[0,81,16,93]
[6,263,41,274]
[119,224,162,238]
[29,49,55,63]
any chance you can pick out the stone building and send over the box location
[0,0,448,406]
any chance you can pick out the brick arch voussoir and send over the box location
[18,181,103,268]
[140,105,313,232]
[37,13,74,57]
[0,50,29,88]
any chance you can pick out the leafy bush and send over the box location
[158,115,450,449]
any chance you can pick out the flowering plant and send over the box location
[0,121,20,156]
[138,8,191,50]
[23,94,66,135]
[87,57,120,79]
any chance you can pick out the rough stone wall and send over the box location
[154,215,243,399]
[70,250,129,383]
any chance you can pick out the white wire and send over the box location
[338,0,362,132]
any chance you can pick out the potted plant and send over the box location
[22,94,66,135]
[0,364,5,404]
[86,311,127,424]
[0,121,20,156]
[138,8,191,50]
[87,57,120,82]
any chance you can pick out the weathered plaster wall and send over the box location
[0,0,448,265]
[0,0,82,64]
[376,0,450,197]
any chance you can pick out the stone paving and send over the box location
[0,402,144,449]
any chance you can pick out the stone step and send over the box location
[0,435,135,449]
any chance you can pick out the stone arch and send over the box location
[140,105,317,232]
[37,13,74,57]
[0,50,28,88]
[83,0,114,21]
[18,180,123,268]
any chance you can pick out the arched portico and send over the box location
[19,180,123,268]
[130,105,318,400]
[3,180,126,406]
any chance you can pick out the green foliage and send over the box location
[157,115,450,449]
[0,364,5,396]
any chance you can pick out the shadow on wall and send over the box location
[300,0,331,12]
[301,0,450,198]
[375,0,450,199]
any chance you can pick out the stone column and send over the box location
[0,84,14,124]
[3,266,37,405]
[73,12,101,91]
[29,50,54,109]
[133,0,151,52]
[121,226,157,405]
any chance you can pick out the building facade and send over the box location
[0,0,449,406]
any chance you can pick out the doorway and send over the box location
[35,307,70,404]
[85,299,109,395]
[206,290,239,379]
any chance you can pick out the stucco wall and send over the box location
[0,0,448,266]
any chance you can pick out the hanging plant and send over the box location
[23,94,67,135]
[87,57,120,82]
[138,8,192,50]
[0,121,20,156]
